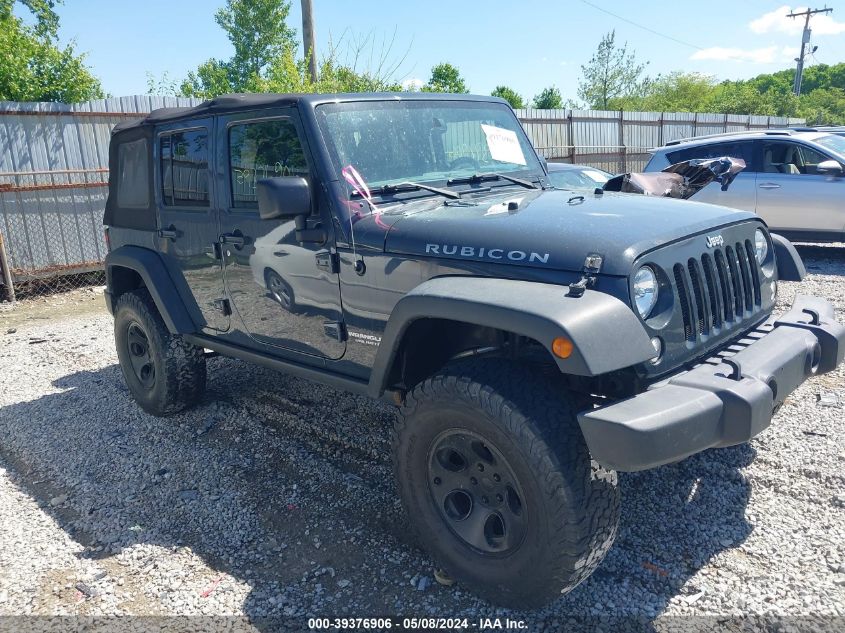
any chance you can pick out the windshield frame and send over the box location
[314,98,546,197]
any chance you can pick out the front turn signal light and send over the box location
[552,337,574,359]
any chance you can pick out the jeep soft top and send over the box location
[103,92,844,608]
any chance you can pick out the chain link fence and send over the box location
[0,168,108,300]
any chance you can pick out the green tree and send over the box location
[611,72,715,112]
[181,0,297,97]
[0,0,103,102]
[532,86,563,109]
[423,63,468,93]
[577,30,648,109]
[491,85,524,109]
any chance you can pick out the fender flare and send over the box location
[770,233,806,282]
[105,246,199,334]
[367,276,656,397]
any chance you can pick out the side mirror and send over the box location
[817,160,843,176]
[256,177,311,220]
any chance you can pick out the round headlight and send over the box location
[754,228,768,264]
[633,266,658,319]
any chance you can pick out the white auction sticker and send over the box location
[481,124,526,165]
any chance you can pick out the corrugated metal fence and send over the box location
[0,96,803,299]
[515,108,804,172]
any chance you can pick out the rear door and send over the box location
[755,140,845,233]
[215,108,346,359]
[156,120,229,333]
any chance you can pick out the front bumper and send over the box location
[578,295,845,472]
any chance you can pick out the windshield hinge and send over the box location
[324,321,347,342]
[315,249,339,274]
[567,253,604,298]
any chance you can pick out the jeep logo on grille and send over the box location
[705,234,724,248]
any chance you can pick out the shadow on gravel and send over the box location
[0,359,755,629]
[794,244,845,277]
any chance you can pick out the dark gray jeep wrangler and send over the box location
[103,93,844,608]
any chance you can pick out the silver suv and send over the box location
[645,130,845,242]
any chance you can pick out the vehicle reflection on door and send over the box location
[220,217,346,359]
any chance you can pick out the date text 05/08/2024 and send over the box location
[307,617,528,630]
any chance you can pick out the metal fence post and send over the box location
[0,231,15,303]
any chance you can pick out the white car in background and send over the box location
[545,162,612,191]
[645,130,845,243]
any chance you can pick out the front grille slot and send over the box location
[673,264,695,342]
[687,258,708,335]
[701,254,722,330]
[725,245,744,317]
[744,239,762,306]
[668,236,764,343]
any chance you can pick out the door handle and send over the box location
[220,232,246,248]
[759,183,781,190]
[158,226,180,240]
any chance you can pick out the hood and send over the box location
[363,188,757,276]
[604,157,746,200]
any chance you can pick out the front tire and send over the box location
[114,289,206,416]
[393,359,619,608]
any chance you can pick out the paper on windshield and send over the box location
[481,124,526,166]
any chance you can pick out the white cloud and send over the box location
[691,46,779,63]
[401,77,424,91]
[690,44,802,64]
[750,5,845,36]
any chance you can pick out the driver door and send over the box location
[215,109,346,360]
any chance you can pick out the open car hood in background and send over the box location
[603,157,746,199]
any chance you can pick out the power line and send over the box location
[578,0,704,51]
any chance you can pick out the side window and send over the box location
[229,119,308,208]
[159,129,209,207]
[117,138,149,209]
[797,145,831,174]
[667,142,750,164]
[760,142,829,175]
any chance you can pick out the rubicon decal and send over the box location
[425,244,550,264]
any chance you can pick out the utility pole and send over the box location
[787,6,832,96]
[301,0,318,84]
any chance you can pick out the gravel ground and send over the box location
[0,245,844,632]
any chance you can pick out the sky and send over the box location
[42,1,845,101]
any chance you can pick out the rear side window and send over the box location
[667,141,751,165]
[229,119,308,208]
[116,139,149,209]
[159,129,210,207]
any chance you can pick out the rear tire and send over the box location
[393,359,619,608]
[114,289,206,416]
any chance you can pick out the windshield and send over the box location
[315,100,543,190]
[812,133,845,159]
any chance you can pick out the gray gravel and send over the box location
[0,244,844,630]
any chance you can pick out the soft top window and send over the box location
[117,138,149,209]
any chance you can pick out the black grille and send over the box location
[675,242,762,341]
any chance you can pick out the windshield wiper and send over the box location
[352,181,461,200]
[447,172,539,189]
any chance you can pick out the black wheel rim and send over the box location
[126,321,156,389]
[427,430,527,555]
[267,273,292,309]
